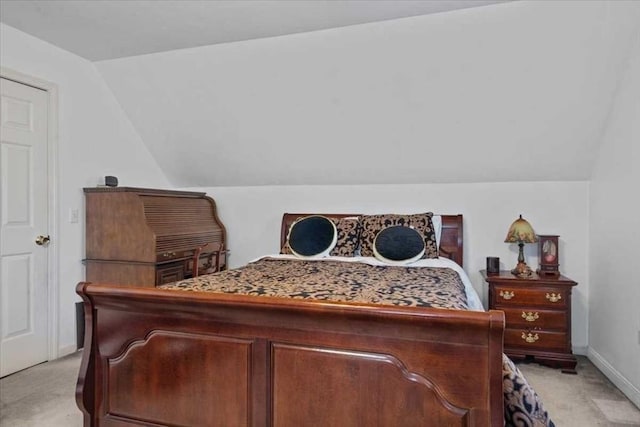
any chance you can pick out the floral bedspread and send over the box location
[162,258,469,309]
[161,257,554,426]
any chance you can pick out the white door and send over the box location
[0,77,50,377]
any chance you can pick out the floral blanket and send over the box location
[162,258,469,309]
[161,257,554,426]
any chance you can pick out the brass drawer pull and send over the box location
[545,293,562,303]
[500,290,515,300]
[522,332,539,343]
[522,311,539,322]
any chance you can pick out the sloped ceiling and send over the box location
[0,0,509,61]
[60,2,640,186]
[93,1,640,187]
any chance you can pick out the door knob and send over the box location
[35,235,50,246]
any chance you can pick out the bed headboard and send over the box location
[280,213,464,268]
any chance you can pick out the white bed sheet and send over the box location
[258,254,485,312]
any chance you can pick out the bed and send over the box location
[76,213,547,426]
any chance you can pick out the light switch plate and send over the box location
[69,208,79,223]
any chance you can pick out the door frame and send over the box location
[1,67,60,361]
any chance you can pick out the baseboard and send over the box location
[588,347,640,409]
[57,344,78,358]
[573,345,588,356]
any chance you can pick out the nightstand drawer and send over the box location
[504,329,568,352]
[493,286,567,308]
[502,308,567,330]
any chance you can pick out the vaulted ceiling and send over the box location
[3,1,639,187]
[0,0,509,61]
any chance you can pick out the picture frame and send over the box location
[537,235,560,277]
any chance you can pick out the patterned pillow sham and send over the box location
[359,213,438,259]
[281,216,361,257]
[330,216,361,257]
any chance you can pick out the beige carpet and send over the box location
[518,357,640,426]
[0,352,82,427]
[1,352,638,426]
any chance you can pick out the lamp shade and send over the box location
[504,215,537,243]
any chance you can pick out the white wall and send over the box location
[188,181,590,351]
[589,28,640,406]
[1,23,171,356]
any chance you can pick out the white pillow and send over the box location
[432,215,442,249]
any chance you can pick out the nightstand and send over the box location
[481,270,578,374]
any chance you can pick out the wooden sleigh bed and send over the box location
[76,213,506,427]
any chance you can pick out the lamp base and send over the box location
[511,262,533,278]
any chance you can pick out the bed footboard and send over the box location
[76,282,504,427]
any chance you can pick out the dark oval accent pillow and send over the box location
[373,226,425,265]
[287,215,337,258]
